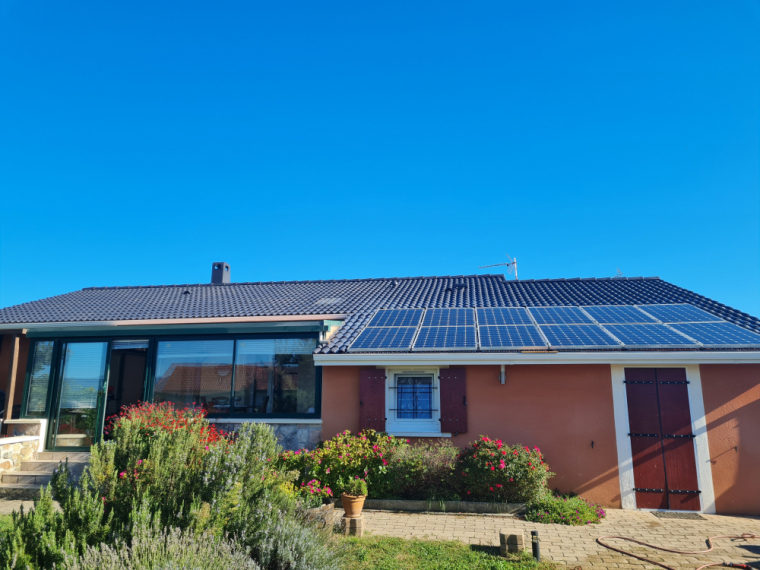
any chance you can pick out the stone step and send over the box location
[35,452,90,462]
[0,484,43,500]
[1,471,53,485]
[20,460,69,472]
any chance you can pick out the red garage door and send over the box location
[625,368,701,511]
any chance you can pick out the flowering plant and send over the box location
[104,401,224,447]
[458,436,554,503]
[280,429,406,497]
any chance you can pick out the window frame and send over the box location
[21,332,322,422]
[145,332,321,420]
[384,367,447,436]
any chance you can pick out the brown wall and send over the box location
[700,364,760,515]
[0,335,31,416]
[321,364,622,507]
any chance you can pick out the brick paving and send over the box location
[343,508,760,569]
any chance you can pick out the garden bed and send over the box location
[335,498,526,515]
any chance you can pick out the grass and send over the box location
[340,535,554,570]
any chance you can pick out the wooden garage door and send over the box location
[625,368,701,511]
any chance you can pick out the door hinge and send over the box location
[633,488,664,492]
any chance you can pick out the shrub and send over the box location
[343,478,368,496]
[525,493,607,525]
[377,440,459,501]
[0,402,339,570]
[293,480,333,509]
[458,437,554,503]
[62,509,259,570]
[280,430,407,497]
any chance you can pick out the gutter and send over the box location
[0,314,348,330]
[314,351,760,366]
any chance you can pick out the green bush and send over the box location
[459,437,554,503]
[0,402,339,570]
[343,478,368,496]
[280,430,406,496]
[524,494,607,525]
[377,440,460,501]
[62,509,259,570]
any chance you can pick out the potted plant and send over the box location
[341,477,368,518]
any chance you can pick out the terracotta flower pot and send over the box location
[341,493,366,518]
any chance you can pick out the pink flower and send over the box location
[137,460,142,465]
[489,487,494,491]
[119,472,126,478]
[205,446,209,451]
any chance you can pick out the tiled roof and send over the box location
[1,274,758,354]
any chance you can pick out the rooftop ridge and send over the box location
[80,275,661,291]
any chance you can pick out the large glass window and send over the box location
[153,340,234,413]
[153,337,318,417]
[233,339,317,414]
[25,340,55,416]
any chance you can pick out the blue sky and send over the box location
[1,1,758,316]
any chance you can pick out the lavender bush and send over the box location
[0,403,339,570]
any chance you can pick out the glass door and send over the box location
[49,341,109,449]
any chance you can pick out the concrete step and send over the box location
[0,484,43,500]
[20,460,68,472]
[1,471,53,485]
[35,452,90,462]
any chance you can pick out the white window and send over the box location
[385,368,448,436]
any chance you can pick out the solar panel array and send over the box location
[479,325,546,350]
[603,324,698,348]
[348,309,422,352]
[668,322,760,348]
[637,304,723,324]
[347,304,760,352]
[477,307,533,325]
[582,305,657,324]
[528,306,595,325]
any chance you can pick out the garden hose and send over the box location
[597,533,757,570]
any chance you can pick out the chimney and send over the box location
[211,262,231,284]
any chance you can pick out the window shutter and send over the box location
[440,367,467,435]
[359,367,386,432]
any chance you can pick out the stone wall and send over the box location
[215,423,322,450]
[0,438,39,474]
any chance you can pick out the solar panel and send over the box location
[602,324,699,348]
[479,325,547,350]
[368,309,424,328]
[637,304,722,324]
[529,306,595,325]
[539,324,621,349]
[582,305,658,324]
[348,327,417,352]
[412,326,477,351]
[422,308,475,327]
[668,322,760,348]
[477,307,533,325]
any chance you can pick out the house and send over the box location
[1,262,759,515]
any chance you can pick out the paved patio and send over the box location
[347,508,760,569]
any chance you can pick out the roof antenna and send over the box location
[615,268,624,278]
[479,254,518,280]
